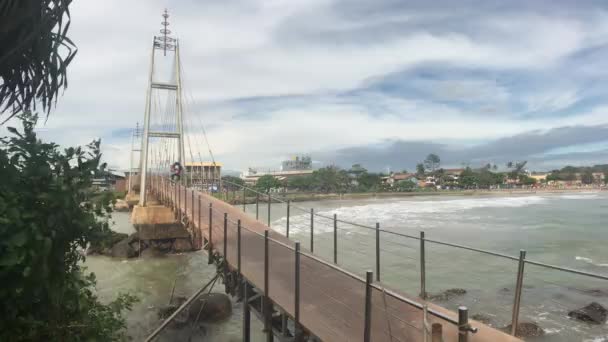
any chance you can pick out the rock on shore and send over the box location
[427,288,467,301]
[568,302,607,324]
[87,231,194,258]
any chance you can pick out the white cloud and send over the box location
[15,0,608,171]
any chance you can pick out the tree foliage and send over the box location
[424,153,440,173]
[416,163,426,176]
[0,0,77,121]
[0,113,135,341]
[255,174,282,193]
[221,175,245,191]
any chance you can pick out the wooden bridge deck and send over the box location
[150,177,521,342]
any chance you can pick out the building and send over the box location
[241,169,314,185]
[92,170,126,192]
[592,172,605,183]
[529,172,548,183]
[382,173,418,187]
[243,155,314,185]
[184,162,222,191]
[281,155,312,171]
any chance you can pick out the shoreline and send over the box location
[231,187,605,204]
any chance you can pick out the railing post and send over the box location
[191,190,194,219]
[178,184,182,221]
[198,196,202,248]
[310,208,314,253]
[286,200,291,238]
[364,270,373,342]
[223,213,228,278]
[243,281,251,342]
[376,222,380,282]
[208,203,213,264]
[458,306,469,342]
[174,184,178,218]
[237,220,242,292]
[294,242,301,339]
[256,194,259,220]
[420,231,426,299]
[511,250,526,336]
[263,230,273,342]
[242,188,246,212]
[333,213,338,264]
[267,193,271,227]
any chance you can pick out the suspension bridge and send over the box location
[129,11,608,342]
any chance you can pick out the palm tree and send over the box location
[1,0,77,121]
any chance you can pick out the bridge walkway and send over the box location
[149,176,521,342]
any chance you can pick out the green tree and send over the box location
[518,174,537,186]
[604,171,608,184]
[356,172,382,192]
[459,167,478,188]
[416,163,426,177]
[581,170,594,184]
[424,154,440,173]
[287,175,314,191]
[1,1,77,120]
[0,113,136,341]
[255,174,281,193]
[395,179,416,192]
[222,175,245,191]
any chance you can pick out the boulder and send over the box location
[158,297,189,328]
[580,289,608,297]
[127,231,140,244]
[172,238,193,252]
[152,239,173,252]
[502,322,544,338]
[188,293,232,322]
[568,302,607,324]
[111,238,137,258]
[428,288,467,301]
[87,231,128,256]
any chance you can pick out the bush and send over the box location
[0,113,136,341]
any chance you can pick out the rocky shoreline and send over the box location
[429,288,608,338]
[87,231,193,258]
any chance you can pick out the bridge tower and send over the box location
[139,9,186,206]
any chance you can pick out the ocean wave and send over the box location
[559,194,600,200]
[576,256,608,267]
[271,196,548,234]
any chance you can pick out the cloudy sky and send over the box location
[17,0,608,172]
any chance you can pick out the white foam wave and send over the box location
[583,337,608,342]
[271,196,548,234]
[560,194,600,200]
[576,256,608,267]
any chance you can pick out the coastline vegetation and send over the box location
[0,113,136,341]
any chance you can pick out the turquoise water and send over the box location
[88,191,608,341]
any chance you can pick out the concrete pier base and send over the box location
[125,192,140,208]
[131,205,194,250]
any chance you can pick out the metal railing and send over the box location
[148,176,608,340]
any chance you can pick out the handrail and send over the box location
[209,176,608,281]
[148,174,608,341]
